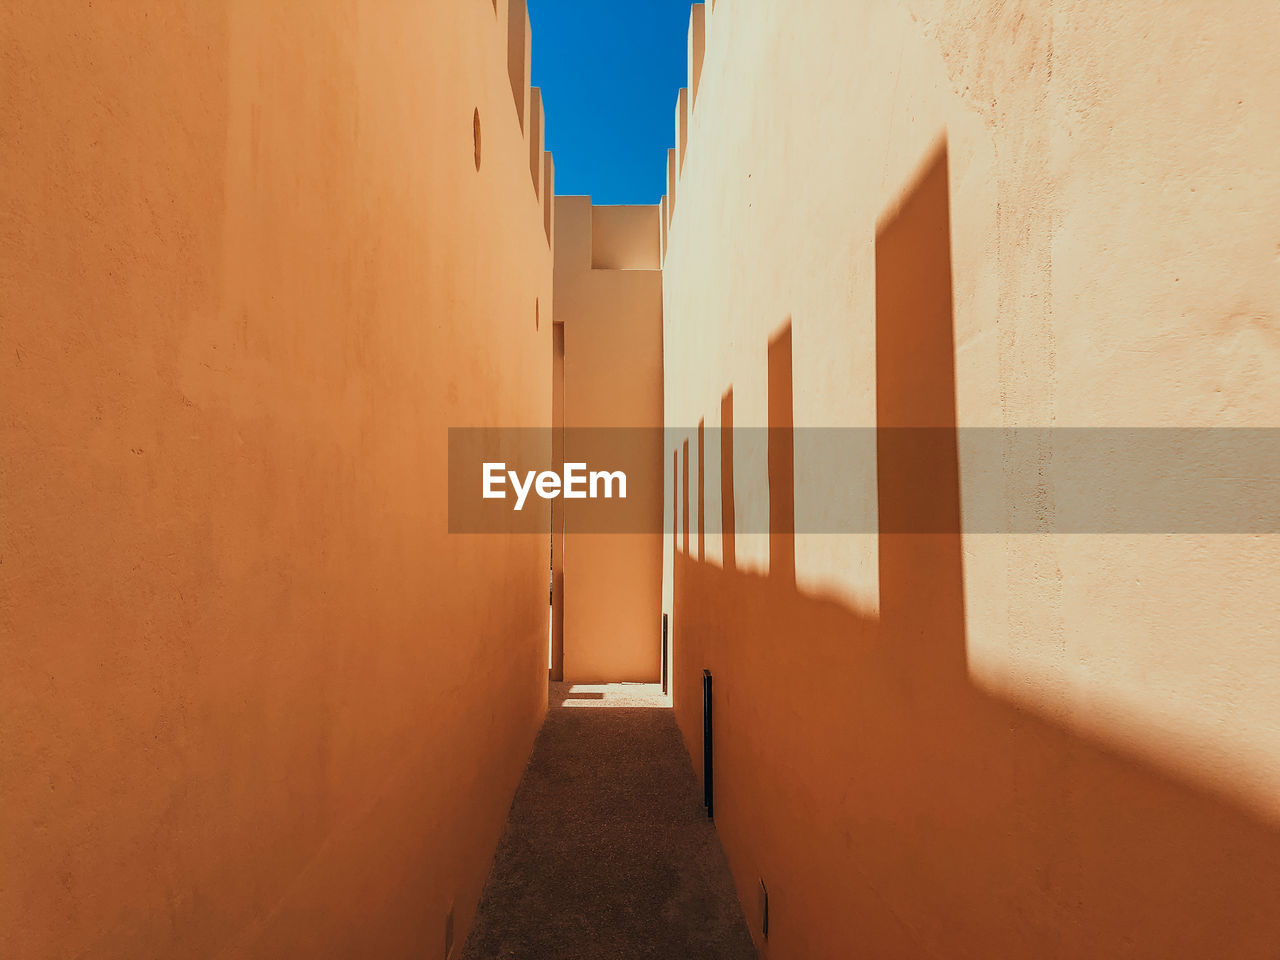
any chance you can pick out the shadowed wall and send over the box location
[1,2,554,957]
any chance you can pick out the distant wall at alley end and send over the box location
[553,198,664,683]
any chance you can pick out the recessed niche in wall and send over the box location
[473,109,482,171]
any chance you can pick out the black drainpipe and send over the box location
[703,668,714,819]
[661,614,669,694]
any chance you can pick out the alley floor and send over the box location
[460,682,757,960]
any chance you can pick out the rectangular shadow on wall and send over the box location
[682,439,690,554]
[768,325,795,585]
[720,389,735,572]
[875,142,967,681]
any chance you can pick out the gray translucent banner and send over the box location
[448,428,1280,534]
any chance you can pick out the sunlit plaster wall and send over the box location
[554,198,664,683]
[662,1,1280,958]
[0,2,554,957]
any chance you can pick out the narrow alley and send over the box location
[4,2,1279,959]
[461,684,755,960]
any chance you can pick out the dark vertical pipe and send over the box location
[703,668,714,818]
[661,614,669,694]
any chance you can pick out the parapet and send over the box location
[492,0,553,247]
[506,0,532,131]
[555,197,662,273]
[661,2,709,255]
[592,205,661,270]
[688,3,706,109]
[676,88,689,172]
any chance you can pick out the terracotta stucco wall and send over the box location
[554,198,664,683]
[663,1,1280,957]
[1,3,553,957]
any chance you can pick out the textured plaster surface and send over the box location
[661,1,1280,957]
[1,3,553,957]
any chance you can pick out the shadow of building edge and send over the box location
[668,142,1280,958]
[720,388,736,572]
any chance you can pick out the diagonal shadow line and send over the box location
[669,141,1280,958]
